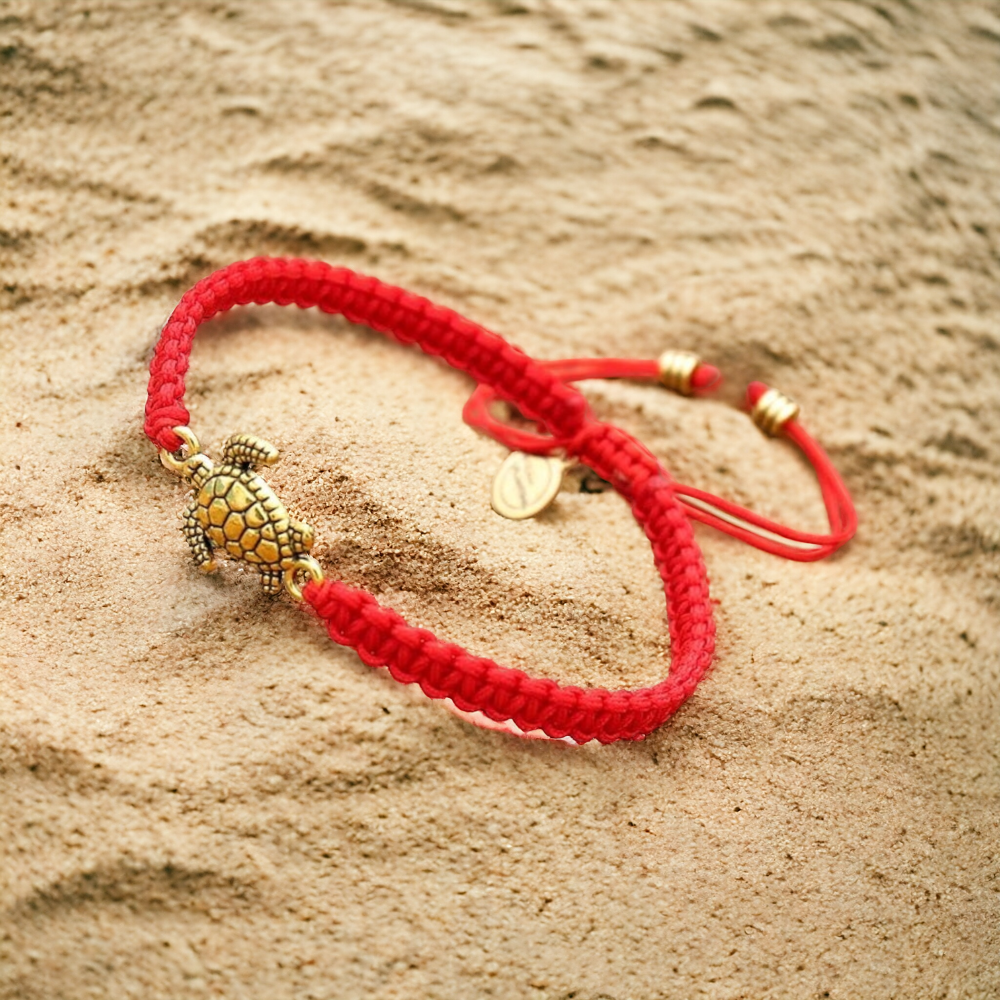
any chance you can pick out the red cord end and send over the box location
[691,363,722,395]
[745,380,769,409]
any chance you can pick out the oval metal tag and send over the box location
[490,452,565,520]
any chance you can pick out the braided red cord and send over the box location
[463,361,856,562]
[146,258,716,744]
[146,258,589,453]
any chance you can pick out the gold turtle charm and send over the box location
[160,428,317,596]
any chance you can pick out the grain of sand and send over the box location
[1,2,998,998]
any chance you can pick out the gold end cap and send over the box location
[751,387,800,436]
[657,350,701,396]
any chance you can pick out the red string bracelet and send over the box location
[145,258,716,744]
[463,359,856,562]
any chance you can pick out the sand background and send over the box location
[2,1,999,997]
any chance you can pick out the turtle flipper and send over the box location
[259,568,283,596]
[222,434,279,469]
[182,496,217,573]
[290,518,315,553]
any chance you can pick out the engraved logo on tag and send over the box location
[490,452,565,520]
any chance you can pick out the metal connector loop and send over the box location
[284,555,325,601]
[159,426,202,477]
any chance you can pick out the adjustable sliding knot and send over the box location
[462,357,856,563]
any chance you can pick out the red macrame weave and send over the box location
[146,258,716,744]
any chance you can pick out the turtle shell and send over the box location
[194,464,293,569]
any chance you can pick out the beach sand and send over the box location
[1,2,998,997]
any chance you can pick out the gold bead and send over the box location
[751,388,800,436]
[657,350,701,396]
